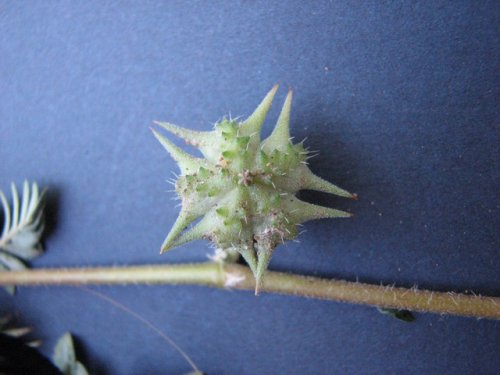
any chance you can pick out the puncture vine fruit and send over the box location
[153,85,355,292]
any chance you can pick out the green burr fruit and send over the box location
[153,85,356,293]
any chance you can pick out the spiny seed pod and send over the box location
[153,85,356,293]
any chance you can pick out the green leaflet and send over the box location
[52,332,89,375]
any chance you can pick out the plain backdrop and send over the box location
[0,1,498,374]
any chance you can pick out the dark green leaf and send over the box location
[377,307,416,322]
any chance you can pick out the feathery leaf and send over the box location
[0,181,46,294]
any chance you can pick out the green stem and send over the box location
[0,262,498,320]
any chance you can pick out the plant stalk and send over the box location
[0,262,498,320]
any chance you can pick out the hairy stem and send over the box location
[0,262,498,320]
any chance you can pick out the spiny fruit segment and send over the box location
[153,84,355,293]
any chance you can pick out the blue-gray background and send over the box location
[0,1,499,374]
